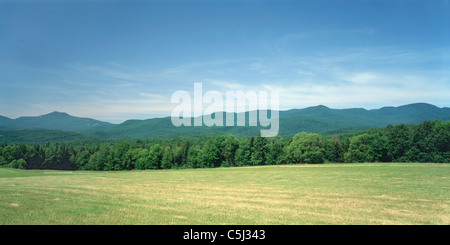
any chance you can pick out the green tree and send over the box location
[385,124,413,162]
[74,149,90,169]
[287,132,325,164]
[86,145,110,170]
[39,144,66,169]
[324,136,345,163]
[344,133,372,163]
[23,145,44,169]
[430,120,450,162]
[235,137,253,166]
[114,141,132,170]
[8,158,26,169]
[148,144,163,169]
[250,134,267,165]
[0,155,6,166]
[1,145,15,163]
[134,148,150,170]
[187,145,202,168]
[265,137,288,165]
[222,135,239,167]
[368,131,389,162]
[200,138,222,168]
[172,145,186,169]
[161,146,174,169]
[123,148,142,170]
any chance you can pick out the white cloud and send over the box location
[344,72,378,84]
[205,79,248,90]
[3,46,449,122]
[258,72,450,110]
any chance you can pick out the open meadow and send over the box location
[0,163,449,225]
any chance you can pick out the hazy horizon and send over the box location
[1,102,448,124]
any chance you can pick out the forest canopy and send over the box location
[0,120,449,170]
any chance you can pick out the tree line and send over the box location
[0,120,449,170]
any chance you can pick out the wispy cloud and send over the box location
[1,45,449,122]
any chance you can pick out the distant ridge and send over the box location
[79,102,450,139]
[1,103,449,143]
[0,111,111,131]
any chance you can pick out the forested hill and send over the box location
[0,111,111,131]
[0,103,449,143]
[1,119,449,170]
[79,103,450,139]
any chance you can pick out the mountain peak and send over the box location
[39,111,72,118]
[48,111,69,115]
[399,103,438,109]
[306,105,330,110]
[0,111,110,131]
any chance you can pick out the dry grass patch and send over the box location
[0,163,449,225]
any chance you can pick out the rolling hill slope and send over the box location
[0,111,111,131]
[79,102,450,139]
[0,129,101,144]
[1,103,449,143]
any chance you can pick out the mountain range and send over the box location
[1,103,449,144]
[0,111,111,131]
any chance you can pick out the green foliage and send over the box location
[0,155,6,166]
[7,158,26,169]
[2,103,450,144]
[161,146,174,169]
[86,145,109,171]
[200,138,222,168]
[222,135,240,167]
[287,132,325,164]
[0,129,102,144]
[148,144,163,169]
[385,124,413,162]
[80,103,450,139]
[74,149,90,169]
[0,120,449,170]
[323,136,345,163]
[344,133,372,163]
[234,137,253,166]
[265,137,288,165]
[250,134,267,165]
[187,144,202,168]
[409,120,450,163]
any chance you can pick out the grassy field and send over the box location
[0,163,449,225]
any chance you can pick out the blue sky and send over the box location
[1,0,449,123]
